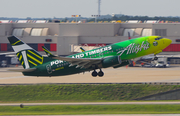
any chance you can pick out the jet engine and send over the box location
[113,60,130,68]
[102,56,121,68]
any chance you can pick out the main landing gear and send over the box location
[92,69,104,77]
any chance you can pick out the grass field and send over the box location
[0,84,180,102]
[1,104,180,115]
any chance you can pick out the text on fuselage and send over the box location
[72,46,112,58]
[117,41,150,56]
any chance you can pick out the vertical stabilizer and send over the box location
[8,36,44,69]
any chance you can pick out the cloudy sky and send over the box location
[0,0,179,18]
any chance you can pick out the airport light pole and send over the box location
[91,15,100,23]
[72,15,81,23]
[112,13,115,22]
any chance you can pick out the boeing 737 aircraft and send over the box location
[7,36,171,77]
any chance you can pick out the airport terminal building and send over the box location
[0,20,180,64]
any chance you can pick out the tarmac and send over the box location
[2,101,180,106]
[0,114,180,116]
[0,65,180,84]
[1,66,180,116]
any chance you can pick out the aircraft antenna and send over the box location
[98,0,101,16]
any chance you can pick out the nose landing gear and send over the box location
[91,69,104,77]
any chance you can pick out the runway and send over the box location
[1,101,180,106]
[3,114,180,116]
[1,66,180,116]
[0,66,180,84]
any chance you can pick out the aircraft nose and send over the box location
[164,38,172,47]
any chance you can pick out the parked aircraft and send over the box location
[7,36,171,77]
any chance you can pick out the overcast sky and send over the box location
[0,0,179,18]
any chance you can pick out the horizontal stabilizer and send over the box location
[0,52,15,55]
[8,68,36,72]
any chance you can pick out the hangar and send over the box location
[0,20,180,64]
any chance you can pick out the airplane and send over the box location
[7,36,172,77]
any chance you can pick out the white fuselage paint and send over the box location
[71,46,112,58]
[51,60,63,66]
[12,44,32,53]
[22,51,29,69]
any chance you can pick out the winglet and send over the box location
[42,46,56,57]
[80,47,86,52]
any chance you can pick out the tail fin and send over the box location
[8,36,44,69]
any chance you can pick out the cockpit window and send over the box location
[155,37,163,40]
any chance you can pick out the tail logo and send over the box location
[17,50,43,69]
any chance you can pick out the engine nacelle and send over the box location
[113,60,130,68]
[102,56,121,68]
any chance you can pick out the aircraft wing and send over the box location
[42,46,102,68]
[52,56,102,69]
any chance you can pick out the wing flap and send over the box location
[53,56,102,69]
[52,56,102,62]
[41,46,103,69]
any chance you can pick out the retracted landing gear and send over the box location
[91,69,104,77]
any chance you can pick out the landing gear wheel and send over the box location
[98,69,104,77]
[98,71,104,77]
[92,70,98,77]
